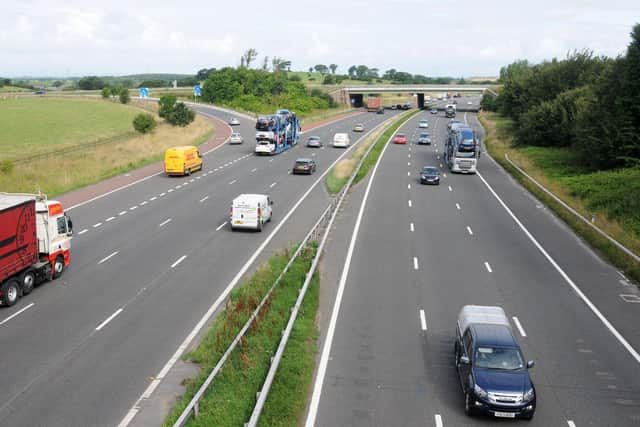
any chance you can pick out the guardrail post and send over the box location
[194,402,199,417]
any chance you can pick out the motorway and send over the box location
[0,103,400,426]
[308,106,640,426]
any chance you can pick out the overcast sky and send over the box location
[2,0,639,78]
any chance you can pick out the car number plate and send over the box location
[234,220,243,224]
[494,411,515,418]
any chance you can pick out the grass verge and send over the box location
[325,110,419,194]
[478,111,640,283]
[163,243,319,427]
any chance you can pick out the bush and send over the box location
[158,95,177,118]
[166,102,195,127]
[0,160,14,174]
[288,74,301,81]
[132,113,157,134]
[78,76,105,90]
[101,87,111,99]
[119,88,130,104]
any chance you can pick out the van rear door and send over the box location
[232,200,258,228]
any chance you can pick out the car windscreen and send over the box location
[396,134,405,138]
[474,347,524,370]
[308,136,319,141]
[422,167,438,174]
[420,133,429,137]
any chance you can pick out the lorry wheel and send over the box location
[52,256,65,279]
[1,279,20,307]
[21,270,36,295]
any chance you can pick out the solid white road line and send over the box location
[129,206,137,211]
[512,316,527,337]
[216,222,226,231]
[567,421,576,427]
[199,196,209,203]
[305,116,398,427]
[413,257,419,270]
[95,308,123,331]
[435,414,443,427]
[119,210,127,215]
[419,309,427,331]
[476,171,640,364]
[467,226,473,236]
[0,303,35,326]
[171,255,187,269]
[78,229,88,235]
[270,182,277,188]
[410,223,414,232]
[106,216,115,222]
[408,200,412,207]
[159,218,172,227]
[98,251,118,265]
[484,261,493,273]
[228,179,237,185]
[456,203,461,210]
[93,222,102,228]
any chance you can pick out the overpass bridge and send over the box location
[337,84,494,108]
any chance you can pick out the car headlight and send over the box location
[474,384,488,399]
[473,384,489,399]
[523,388,535,401]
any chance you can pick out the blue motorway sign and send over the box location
[193,85,202,97]
[138,87,149,98]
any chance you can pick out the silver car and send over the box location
[229,132,243,144]
[353,123,364,132]
[228,117,240,125]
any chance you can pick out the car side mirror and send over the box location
[527,360,535,369]
[270,200,274,206]
[460,355,470,365]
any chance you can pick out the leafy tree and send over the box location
[52,80,64,88]
[166,102,195,126]
[348,65,357,79]
[242,48,258,68]
[262,56,270,71]
[78,76,105,90]
[110,86,121,97]
[289,74,301,81]
[480,93,497,111]
[271,57,291,72]
[355,65,369,79]
[196,68,215,80]
[132,113,157,133]
[177,76,199,87]
[119,88,130,104]
[308,67,313,74]
[101,87,111,99]
[329,64,338,74]
[323,74,336,84]
[314,64,329,76]
[158,95,177,118]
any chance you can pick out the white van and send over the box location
[230,194,273,232]
[332,133,350,148]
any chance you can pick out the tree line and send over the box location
[483,23,640,170]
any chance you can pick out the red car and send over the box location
[393,133,408,144]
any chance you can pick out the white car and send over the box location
[353,123,364,132]
[418,120,429,128]
[228,117,240,125]
[229,132,243,144]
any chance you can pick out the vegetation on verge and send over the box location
[0,97,212,195]
[163,244,320,427]
[479,112,640,283]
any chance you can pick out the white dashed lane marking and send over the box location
[199,196,209,203]
[95,308,123,331]
[106,216,115,222]
[93,223,102,228]
[216,222,226,231]
[78,229,88,235]
[410,223,414,232]
[413,257,419,270]
[159,218,172,227]
[408,200,412,207]
[98,251,118,265]
[119,211,127,216]
[512,316,527,337]
[456,203,461,210]
[419,309,427,331]
[484,262,493,273]
[467,226,473,236]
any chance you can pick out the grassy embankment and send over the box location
[163,244,319,427]
[325,110,420,194]
[479,111,640,282]
[0,97,213,196]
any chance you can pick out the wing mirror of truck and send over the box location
[459,355,470,365]
[526,360,535,369]
[66,214,74,235]
[269,200,274,206]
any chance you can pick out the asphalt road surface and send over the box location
[309,110,640,426]
[0,104,400,426]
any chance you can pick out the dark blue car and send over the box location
[454,306,536,420]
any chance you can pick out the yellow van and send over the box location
[164,146,203,176]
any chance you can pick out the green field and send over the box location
[0,97,140,161]
[0,86,31,93]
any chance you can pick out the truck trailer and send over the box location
[0,193,73,306]
[254,109,300,155]
[366,97,382,112]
